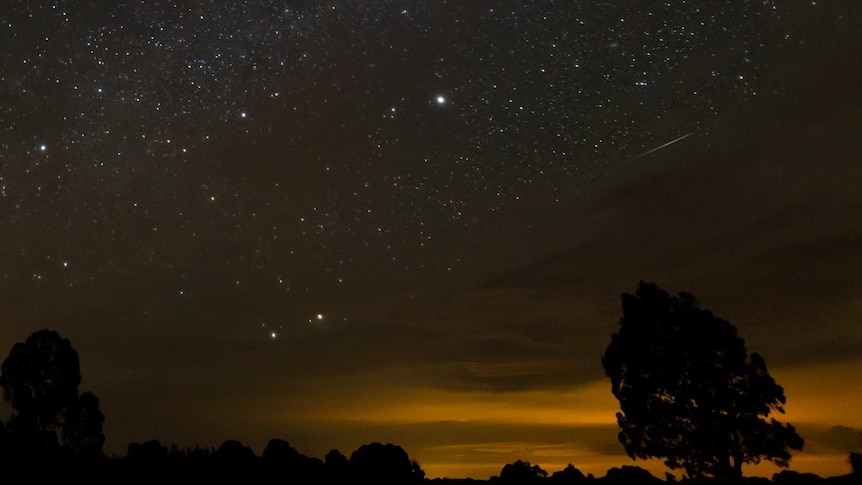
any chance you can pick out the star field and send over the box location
[2,1,823,338]
[2,2,861,474]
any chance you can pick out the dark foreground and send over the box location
[1,440,858,485]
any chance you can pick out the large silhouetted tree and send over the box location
[0,329,104,455]
[602,282,803,479]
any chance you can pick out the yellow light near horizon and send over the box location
[300,380,619,427]
[250,361,862,480]
[773,362,862,428]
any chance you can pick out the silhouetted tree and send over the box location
[602,282,804,479]
[497,460,547,484]
[349,442,425,485]
[0,330,81,436]
[61,391,105,456]
[0,329,105,461]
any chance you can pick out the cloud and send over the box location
[821,426,861,453]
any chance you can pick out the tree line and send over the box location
[0,282,860,484]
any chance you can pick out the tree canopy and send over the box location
[1,329,81,434]
[602,282,803,479]
[0,329,104,456]
[61,390,105,455]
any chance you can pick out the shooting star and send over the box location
[634,130,699,159]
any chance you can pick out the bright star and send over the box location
[436,95,446,105]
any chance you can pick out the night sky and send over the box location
[1,0,861,479]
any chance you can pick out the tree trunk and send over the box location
[732,454,744,479]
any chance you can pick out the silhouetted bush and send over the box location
[349,442,425,485]
[216,439,259,483]
[494,460,548,484]
[738,477,774,485]
[325,448,350,483]
[262,437,298,482]
[126,440,170,484]
[773,470,824,485]
[550,463,591,485]
[851,451,862,475]
[600,465,661,485]
[850,431,862,477]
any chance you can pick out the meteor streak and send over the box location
[634,130,699,159]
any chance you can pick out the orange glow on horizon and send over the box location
[307,381,619,427]
[250,361,862,480]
